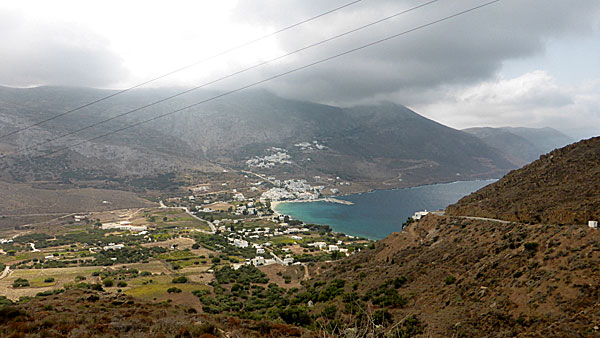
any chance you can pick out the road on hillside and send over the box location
[159,200,216,233]
[432,211,511,224]
[0,265,11,280]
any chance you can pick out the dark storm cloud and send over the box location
[232,0,600,106]
[0,9,127,87]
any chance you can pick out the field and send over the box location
[0,181,155,228]
[139,209,211,231]
[0,266,101,300]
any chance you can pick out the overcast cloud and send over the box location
[0,0,598,137]
[0,8,127,87]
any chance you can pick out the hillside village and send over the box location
[0,168,371,311]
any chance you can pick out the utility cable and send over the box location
[0,0,365,140]
[12,0,440,156]
[35,0,501,159]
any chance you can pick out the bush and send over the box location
[103,279,114,287]
[44,277,55,283]
[373,309,392,325]
[172,276,189,284]
[167,287,182,293]
[12,278,30,288]
[524,242,539,251]
[279,306,311,326]
[445,275,456,285]
[117,281,127,287]
[140,271,152,276]
[322,305,337,320]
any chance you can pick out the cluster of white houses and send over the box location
[261,179,325,201]
[246,149,292,168]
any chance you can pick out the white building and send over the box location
[103,243,125,250]
[308,242,327,250]
[291,235,303,241]
[251,256,266,266]
[101,223,147,232]
[233,239,249,248]
[256,248,265,254]
[328,245,340,252]
[411,210,429,220]
[589,221,598,229]
[283,257,294,265]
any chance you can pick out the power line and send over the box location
[12,0,440,157]
[36,0,501,159]
[0,0,365,140]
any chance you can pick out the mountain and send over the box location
[0,86,515,189]
[446,136,600,224]
[464,126,574,166]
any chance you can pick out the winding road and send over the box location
[0,265,11,280]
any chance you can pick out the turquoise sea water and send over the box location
[273,180,496,240]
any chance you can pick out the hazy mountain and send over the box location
[464,126,573,166]
[0,86,516,188]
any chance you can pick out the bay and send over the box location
[272,179,496,240]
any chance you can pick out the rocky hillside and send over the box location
[306,214,600,336]
[0,86,515,189]
[0,289,311,337]
[446,136,600,224]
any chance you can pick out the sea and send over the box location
[272,179,496,240]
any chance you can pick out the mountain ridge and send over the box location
[0,86,515,189]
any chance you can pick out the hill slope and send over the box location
[0,86,515,189]
[446,136,600,224]
[309,214,600,336]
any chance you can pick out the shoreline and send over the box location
[335,178,499,199]
[271,197,353,216]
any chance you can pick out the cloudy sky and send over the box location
[1,0,599,139]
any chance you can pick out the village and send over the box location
[0,169,370,303]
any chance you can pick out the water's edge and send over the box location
[272,179,496,240]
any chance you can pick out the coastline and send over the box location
[271,197,353,216]
[269,179,496,240]
[336,178,499,199]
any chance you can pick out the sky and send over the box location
[0,0,599,139]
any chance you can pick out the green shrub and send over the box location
[44,277,55,283]
[12,278,29,288]
[373,309,392,325]
[167,287,182,293]
[322,305,337,320]
[103,279,114,287]
[117,281,127,287]
[279,306,311,326]
[172,276,189,284]
[445,275,456,285]
[524,242,539,251]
